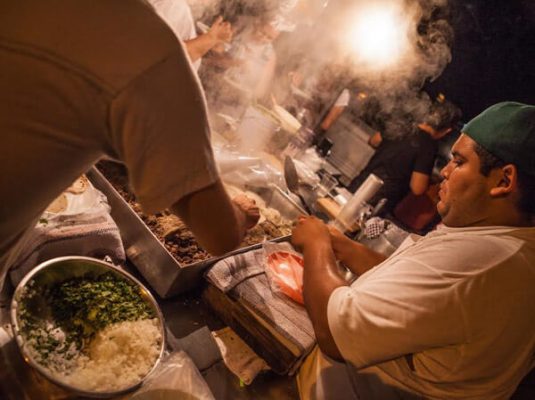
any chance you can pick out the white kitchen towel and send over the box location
[205,242,315,375]
[8,181,125,286]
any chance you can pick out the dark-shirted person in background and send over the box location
[0,0,259,291]
[349,98,462,215]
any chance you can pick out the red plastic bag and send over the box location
[264,243,304,304]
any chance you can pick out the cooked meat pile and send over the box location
[96,161,292,265]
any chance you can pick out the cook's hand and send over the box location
[232,194,260,229]
[208,16,232,44]
[328,225,355,263]
[291,216,331,251]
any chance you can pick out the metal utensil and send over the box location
[370,198,388,218]
[283,156,312,214]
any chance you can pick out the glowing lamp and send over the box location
[346,2,411,69]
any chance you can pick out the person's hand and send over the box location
[368,131,383,148]
[327,225,356,263]
[232,194,260,229]
[327,225,387,276]
[208,16,232,44]
[291,216,331,251]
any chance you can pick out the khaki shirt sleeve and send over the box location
[108,48,218,214]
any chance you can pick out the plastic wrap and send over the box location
[215,146,285,190]
[292,159,320,188]
[8,177,126,287]
[129,350,215,400]
[296,147,324,172]
[263,242,304,305]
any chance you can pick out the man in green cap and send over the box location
[291,102,535,399]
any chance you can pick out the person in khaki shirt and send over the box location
[0,0,259,291]
[291,102,535,399]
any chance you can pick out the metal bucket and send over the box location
[10,256,166,398]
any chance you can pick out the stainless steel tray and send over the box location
[87,167,303,298]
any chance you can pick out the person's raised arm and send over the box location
[368,131,383,148]
[170,179,259,256]
[320,89,350,131]
[409,171,431,196]
[185,16,232,62]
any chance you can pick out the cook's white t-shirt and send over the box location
[328,225,535,399]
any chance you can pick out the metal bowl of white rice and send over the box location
[10,256,166,398]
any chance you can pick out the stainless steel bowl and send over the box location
[10,256,166,398]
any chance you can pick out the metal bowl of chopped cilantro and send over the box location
[10,256,166,398]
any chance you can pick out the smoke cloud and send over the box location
[327,0,455,137]
[191,0,456,143]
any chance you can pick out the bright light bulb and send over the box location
[347,2,410,69]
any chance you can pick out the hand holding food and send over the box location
[291,216,331,251]
[327,224,356,263]
[232,194,260,229]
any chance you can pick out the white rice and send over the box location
[57,318,162,392]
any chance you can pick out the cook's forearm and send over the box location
[340,240,387,276]
[170,180,245,255]
[302,242,346,360]
[184,34,217,62]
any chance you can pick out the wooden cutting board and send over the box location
[315,197,341,220]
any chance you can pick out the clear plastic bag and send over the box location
[292,158,320,187]
[128,350,215,400]
[263,242,305,305]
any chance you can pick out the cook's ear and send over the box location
[490,164,517,197]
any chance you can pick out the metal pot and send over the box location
[10,256,166,398]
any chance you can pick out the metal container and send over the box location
[87,167,304,298]
[10,256,166,398]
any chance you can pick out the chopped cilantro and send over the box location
[20,272,155,364]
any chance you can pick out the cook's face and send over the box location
[437,134,495,227]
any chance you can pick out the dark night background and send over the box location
[425,0,535,120]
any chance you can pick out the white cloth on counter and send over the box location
[206,249,265,293]
[8,183,125,287]
[205,242,316,375]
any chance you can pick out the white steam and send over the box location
[191,0,456,142]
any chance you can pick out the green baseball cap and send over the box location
[463,102,535,176]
